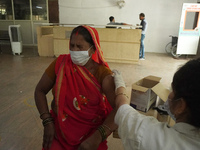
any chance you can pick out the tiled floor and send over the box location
[0,45,196,150]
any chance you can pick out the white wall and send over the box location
[59,0,197,53]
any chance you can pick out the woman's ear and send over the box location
[175,98,187,115]
[89,46,95,57]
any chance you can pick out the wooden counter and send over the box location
[37,26,54,57]
[97,28,141,63]
[37,26,141,63]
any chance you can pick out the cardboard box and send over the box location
[152,85,175,126]
[130,75,162,112]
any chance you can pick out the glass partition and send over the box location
[32,0,47,20]
[14,0,30,20]
[0,0,13,20]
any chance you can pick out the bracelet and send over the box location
[40,112,51,119]
[43,120,54,126]
[97,125,107,142]
[115,93,129,99]
[42,117,54,126]
[102,124,112,133]
[42,117,53,123]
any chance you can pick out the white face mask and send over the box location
[69,46,93,66]
[164,99,176,121]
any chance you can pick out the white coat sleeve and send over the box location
[114,104,158,150]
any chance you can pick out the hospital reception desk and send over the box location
[37,26,141,64]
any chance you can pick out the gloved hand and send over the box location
[112,70,126,92]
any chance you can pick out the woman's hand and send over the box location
[43,123,55,150]
[78,130,102,150]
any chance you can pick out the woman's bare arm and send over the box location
[102,75,116,108]
[101,75,118,130]
[34,72,54,117]
[34,72,55,149]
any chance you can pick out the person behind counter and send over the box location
[137,13,148,60]
[112,57,200,150]
[34,25,118,150]
[106,16,131,28]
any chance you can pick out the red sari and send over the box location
[49,26,112,150]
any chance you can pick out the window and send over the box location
[184,11,199,30]
[0,0,13,20]
[14,0,30,20]
[32,0,47,20]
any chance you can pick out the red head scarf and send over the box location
[71,25,109,68]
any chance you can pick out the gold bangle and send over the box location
[115,93,129,99]
[102,124,112,133]
[97,125,107,142]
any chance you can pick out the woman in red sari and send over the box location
[34,25,117,150]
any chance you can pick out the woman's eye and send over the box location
[70,44,74,48]
[77,46,83,50]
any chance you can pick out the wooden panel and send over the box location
[97,28,141,63]
[39,35,54,57]
[101,42,140,63]
[37,26,54,57]
[97,28,141,43]
[53,26,74,39]
[41,26,53,35]
[54,39,69,57]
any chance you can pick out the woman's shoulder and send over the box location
[45,54,70,80]
[45,58,58,82]
[98,65,112,74]
[95,65,112,84]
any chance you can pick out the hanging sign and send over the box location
[177,3,200,55]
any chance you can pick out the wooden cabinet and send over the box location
[37,26,141,63]
[53,26,73,56]
[96,28,141,63]
[37,26,54,57]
